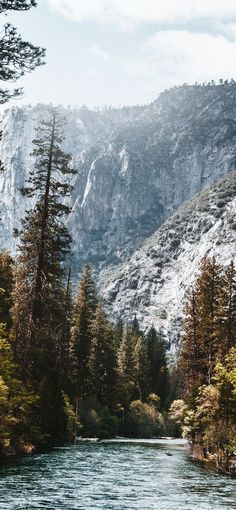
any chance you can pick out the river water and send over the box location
[0,439,235,509]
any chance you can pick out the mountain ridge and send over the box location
[1,82,236,273]
[98,171,236,349]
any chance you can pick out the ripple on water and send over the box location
[0,440,235,510]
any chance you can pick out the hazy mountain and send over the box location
[1,82,236,275]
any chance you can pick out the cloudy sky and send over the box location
[7,0,236,107]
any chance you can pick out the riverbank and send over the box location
[191,443,236,477]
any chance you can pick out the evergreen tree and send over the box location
[132,314,141,337]
[146,326,169,406]
[179,257,225,391]
[134,336,150,400]
[12,109,74,376]
[56,265,73,391]
[71,263,98,404]
[220,261,236,355]
[0,323,43,455]
[0,1,45,104]
[118,327,137,388]
[214,347,236,427]
[0,251,13,330]
[196,257,224,384]
[117,326,141,415]
[179,289,206,397]
[175,258,236,466]
[89,304,118,408]
[114,317,124,348]
[11,108,75,443]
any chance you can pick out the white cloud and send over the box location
[48,0,236,26]
[90,45,110,61]
[124,30,236,89]
[43,1,236,106]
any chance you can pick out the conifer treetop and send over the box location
[0,1,36,14]
[0,0,45,103]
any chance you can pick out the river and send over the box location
[0,439,235,509]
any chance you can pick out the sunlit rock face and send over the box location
[1,82,236,270]
[98,173,236,350]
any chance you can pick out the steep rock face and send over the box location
[1,83,236,271]
[98,173,236,350]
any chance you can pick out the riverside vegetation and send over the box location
[170,257,236,475]
[0,110,235,479]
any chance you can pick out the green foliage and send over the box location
[71,263,98,400]
[97,409,119,439]
[126,399,164,438]
[0,252,14,329]
[9,111,75,447]
[175,258,236,465]
[146,326,169,406]
[77,395,118,439]
[214,347,236,424]
[89,305,118,407]
[70,287,170,439]
[179,257,236,396]
[0,1,45,104]
[0,326,44,454]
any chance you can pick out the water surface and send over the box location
[0,439,235,509]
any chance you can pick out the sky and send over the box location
[5,0,236,107]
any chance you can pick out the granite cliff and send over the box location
[1,82,236,272]
[98,172,236,349]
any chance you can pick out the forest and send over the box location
[0,110,170,453]
[0,110,235,478]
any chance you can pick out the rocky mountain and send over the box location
[1,82,236,274]
[98,172,236,351]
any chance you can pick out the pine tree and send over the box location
[0,323,42,455]
[89,304,118,408]
[11,108,75,443]
[179,289,206,396]
[114,317,124,348]
[220,261,236,355]
[71,263,98,405]
[0,251,14,330]
[56,265,73,391]
[12,108,75,379]
[179,257,224,392]
[132,314,141,337]
[195,257,224,384]
[134,336,150,400]
[146,326,169,406]
[118,327,137,386]
[118,326,139,406]
[0,1,45,104]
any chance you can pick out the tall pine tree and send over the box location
[71,263,98,406]
[11,108,75,443]
[146,326,169,406]
[179,257,225,392]
[0,251,14,330]
[89,304,118,408]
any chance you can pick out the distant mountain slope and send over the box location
[1,82,236,272]
[98,172,236,350]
